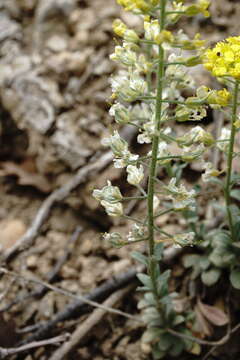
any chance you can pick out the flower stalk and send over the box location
[147,0,167,258]
[225,80,239,241]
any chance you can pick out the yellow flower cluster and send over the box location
[204,36,240,79]
[117,0,158,12]
[212,89,231,106]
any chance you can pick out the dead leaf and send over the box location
[194,306,213,337]
[0,162,52,193]
[197,299,229,326]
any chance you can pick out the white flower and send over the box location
[102,131,138,168]
[137,118,155,144]
[102,130,128,157]
[110,43,137,66]
[217,127,230,152]
[153,195,160,213]
[202,162,222,182]
[173,232,195,248]
[176,105,207,122]
[103,232,124,247]
[101,201,123,217]
[157,142,171,164]
[127,226,145,243]
[127,224,145,242]
[109,103,131,124]
[127,165,144,185]
[181,143,205,162]
[110,70,147,102]
[93,180,122,203]
[144,19,159,42]
[164,178,196,211]
[177,126,214,147]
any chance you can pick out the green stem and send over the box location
[147,1,166,258]
[225,81,239,241]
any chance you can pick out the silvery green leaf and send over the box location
[137,273,152,288]
[201,268,221,286]
[199,256,210,270]
[209,248,235,268]
[230,189,240,201]
[154,243,164,261]
[230,268,240,289]
[183,254,200,268]
[144,292,156,306]
[141,327,162,343]
[142,307,160,323]
[157,270,171,296]
[131,251,148,266]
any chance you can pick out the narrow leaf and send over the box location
[131,251,148,266]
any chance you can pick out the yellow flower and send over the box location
[204,36,240,79]
[215,89,231,106]
[117,0,158,12]
[112,19,127,37]
[112,19,139,43]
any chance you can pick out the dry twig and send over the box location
[168,323,240,347]
[48,286,134,360]
[0,267,142,324]
[20,267,141,342]
[0,334,69,359]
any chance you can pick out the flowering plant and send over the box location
[93,0,240,358]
